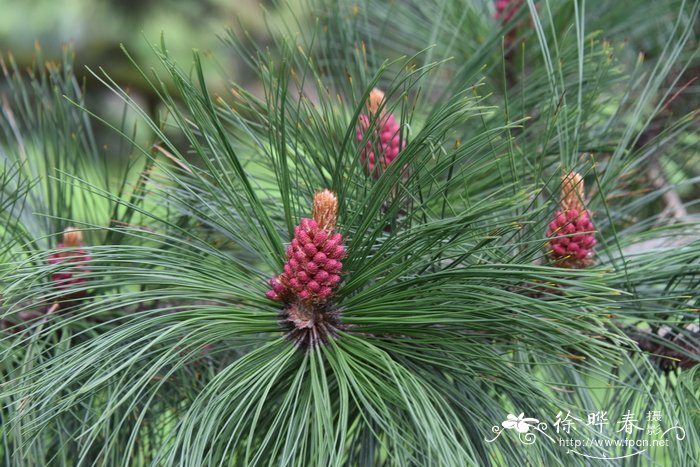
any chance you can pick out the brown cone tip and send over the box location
[367,88,385,115]
[62,227,83,247]
[560,171,585,212]
[312,189,338,232]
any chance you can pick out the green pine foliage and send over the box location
[1,0,699,465]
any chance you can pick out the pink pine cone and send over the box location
[356,113,404,175]
[48,243,92,288]
[495,0,523,22]
[266,218,345,304]
[546,209,596,268]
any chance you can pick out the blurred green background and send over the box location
[1,0,697,207]
[0,0,303,85]
[0,0,307,146]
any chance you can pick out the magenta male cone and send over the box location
[266,190,345,304]
[546,172,596,268]
[355,88,405,176]
[495,0,523,22]
[47,227,92,290]
[546,209,596,268]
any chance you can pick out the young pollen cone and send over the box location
[266,190,346,304]
[48,227,92,292]
[266,190,347,348]
[356,88,405,176]
[546,171,596,269]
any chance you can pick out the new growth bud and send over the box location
[62,227,84,248]
[312,189,339,232]
[367,87,385,115]
[560,171,585,213]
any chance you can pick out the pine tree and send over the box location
[1,0,699,465]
